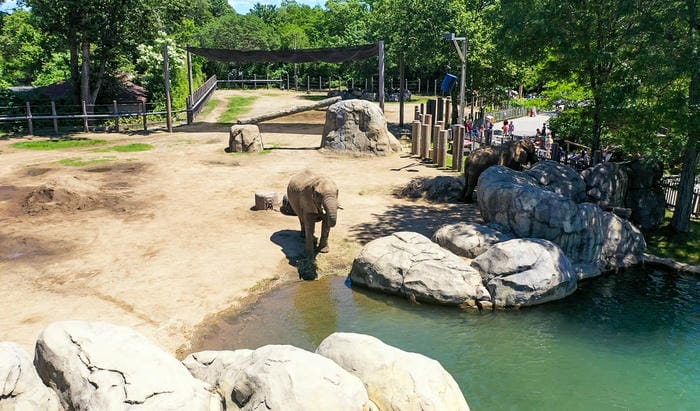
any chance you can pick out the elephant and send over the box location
[286,170,339,258]
[460,139,538,203]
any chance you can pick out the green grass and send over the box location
[219,96,256,123]
[94,143,153,153]
[12,139,109,150]
[58,157,114,167]
[644,211,700,265]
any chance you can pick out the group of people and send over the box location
[463,117,515,147]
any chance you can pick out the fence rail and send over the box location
[659,175,700,219]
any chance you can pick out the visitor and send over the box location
[508,121,515,138]
[485,119,493,145]
[541,123,547,136]
[502,119,510,137]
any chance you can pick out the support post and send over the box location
[432,121,442,163]
[399,58,405,127]
[187,46,193,125]
[113,100,120,133]
[438,129,449,168]
[378,41,385,112]
[163,43,173,133]
[51,101,58,134]
[82,101,89,132]
[411,120,421,156]
[421,114,432,159]
[141,101,148,131]
[26,102,33,136]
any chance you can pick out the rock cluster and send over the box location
[1,321,469,411]
[350,160,648,309]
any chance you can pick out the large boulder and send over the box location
[476,165,645,277]
[624,159,666,229]
[228,124,263,153]
[321,99,400,155]
[183,345,377,411]
[526,160,587,203]
[471,239,578,308]
[432,222,513,259]
[0,342,62,411]
[600,212,647,271]
[33,321,221,411]
[316,332,469,411]
[349,232,491,306]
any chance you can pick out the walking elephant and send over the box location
[286,170,339,258]
[460,139,537,203]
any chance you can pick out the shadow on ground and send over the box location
[271,229,318,280]
[349,202,482,244]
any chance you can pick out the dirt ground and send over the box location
[0,90,481,357]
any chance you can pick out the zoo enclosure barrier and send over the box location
[0,75,220,136]
[659,175,700,219]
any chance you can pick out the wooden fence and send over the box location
[659,175,700,219]
[0,75,219,135]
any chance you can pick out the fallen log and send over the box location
[237,96,342,125]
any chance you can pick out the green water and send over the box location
[192,269,699,410]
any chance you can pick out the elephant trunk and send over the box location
[322,196,338,227]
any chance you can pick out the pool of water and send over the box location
[190,268,699,410]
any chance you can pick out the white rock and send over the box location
[316,332,469,411]
[0,342,62,411]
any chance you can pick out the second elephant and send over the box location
[286,170,339,257]
[460,139,537,203]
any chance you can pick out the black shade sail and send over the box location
[186,44,380,64]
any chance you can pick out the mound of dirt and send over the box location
[22,175,120,215]
[394,176,464,202]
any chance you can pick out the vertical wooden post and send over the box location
[451,125,465,172]
[438,130,449,168]
[307,76,310,93]
[399,58,405,127]
[50,101,58,134]
[421,114,432,159]
[436,97,444,124]
[26,102,33,136]
[418,78,421,95]
[445,97,452,126]
[414,106,421,121]
[432,121,442,163]
[141,101,148,131]
[378,41,385,112]
[411,120,421,156]
[82,101,89,132]
[187,46,193,125]
[163,43,173,133]
[113,100,120,133]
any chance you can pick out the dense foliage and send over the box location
[0,0,697,229]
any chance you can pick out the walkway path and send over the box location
[509,112,553,138]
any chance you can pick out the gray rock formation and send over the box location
[316,332,469,411]
[33,321,220,410]
[184,345,377,411]
[228,124,263,153]
[0,342,62,411]
[321,99,400,155]
[432,222,513,258]
[476,165,645,278]
[624,159,666,229]
[526,160,587,203]
[349,231,491,306]
[471,239,578,308]
[582,162,629,208]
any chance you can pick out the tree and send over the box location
[23,0,176,106]
[0,9,44,85]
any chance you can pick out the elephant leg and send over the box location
[318,217,330,253]
[297,216,305,238]
[303,213,316,257]
[463,173,477,203]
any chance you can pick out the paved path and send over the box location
[509,112,553,138]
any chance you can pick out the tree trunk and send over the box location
[69,42,80,104]
[671,0,699,232]
[236,96,341,124]
[80,41,92,112]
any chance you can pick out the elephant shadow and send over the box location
[270,229,318,280]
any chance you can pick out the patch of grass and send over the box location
[94,143,153,153]
[644,211,700,265]
[219,96,256,123]
[199,97,220,118]
[12,138,109,150]
[248,275,280,293]
[58,157,114,167]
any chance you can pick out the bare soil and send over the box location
[0,90,480,357]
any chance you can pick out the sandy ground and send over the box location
[0,90,486,357]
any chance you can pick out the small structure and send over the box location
[254,191,281,211]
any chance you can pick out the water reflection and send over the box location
[188,268,700,410]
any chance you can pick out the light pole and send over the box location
[443,33,467,124]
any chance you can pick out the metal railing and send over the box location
[659,175,700,218]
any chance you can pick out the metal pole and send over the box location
[378,41,385,112]
[187,46,194,124]
[163,43,173,133]
[459,39,467,123]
